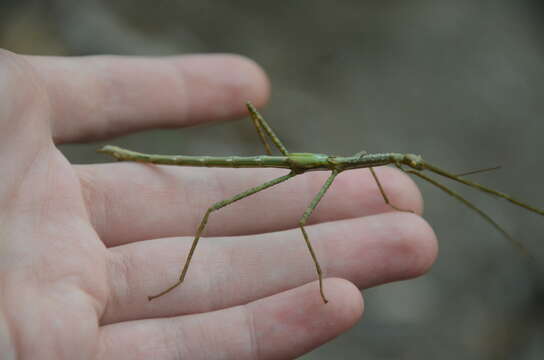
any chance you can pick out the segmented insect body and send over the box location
[99,102,544,303]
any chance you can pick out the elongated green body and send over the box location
[99,144,542,217]
[98,102,544,304]
[99,145,402,172]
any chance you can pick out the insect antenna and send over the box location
[402,167,529,255]
[422,162,544,216]
[455,165,502,177]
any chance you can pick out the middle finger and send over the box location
[100,211,436,324]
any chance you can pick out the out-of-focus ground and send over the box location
[1,1,543,359]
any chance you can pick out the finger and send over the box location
[24,54,269,143]
[78,163,422,246]
[101,212,436,323]
[98,278,362,360]
[0,50,53,200]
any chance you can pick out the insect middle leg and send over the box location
[298,170,340,304]
[148,171,298,301]
[369,167,414,213]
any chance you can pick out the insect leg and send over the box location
[148,171,298,301]
[422,162,544,216]
[298,170,340,304]
[248,107,273,155]
[246,102,290,155]
[369,167,414,213]
[399,166,529,255]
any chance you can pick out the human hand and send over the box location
[0,50,437,359]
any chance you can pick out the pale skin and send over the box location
[0,50,438,360]
[98,103,544,305]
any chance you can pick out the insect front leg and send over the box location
[399,165,529,255]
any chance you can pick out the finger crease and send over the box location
[103,251,133,323]
[243,304,261,360]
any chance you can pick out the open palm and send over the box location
[0,50,436,360]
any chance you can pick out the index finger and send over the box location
[24,54,269,143]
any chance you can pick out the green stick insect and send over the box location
[99,102,544,304]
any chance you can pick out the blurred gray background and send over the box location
[2,0,543,358]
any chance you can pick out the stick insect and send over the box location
[99,102,544,304]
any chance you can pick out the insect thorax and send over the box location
[287,153,332,172]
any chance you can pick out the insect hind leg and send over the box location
[246,102,290,156]
[148,171,297,301]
